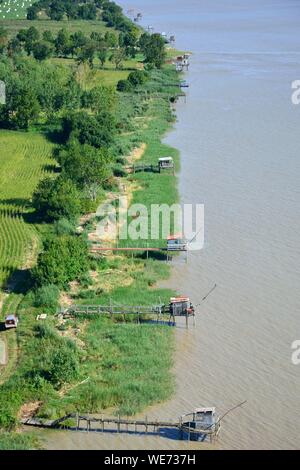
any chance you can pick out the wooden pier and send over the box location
[21,411,220,443]
[61,299,196,328]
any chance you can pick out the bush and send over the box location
[127,70,148,87]
[53,218,76,236]
[117,79,132,92]
[79,272,93,288]
[34,284,60,313]
[33,235,89,288]
[112,163,127,177]
[32,176,81,222]
[48,348,79,388]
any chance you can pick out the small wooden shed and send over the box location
[169,296,194,316]
[167,234,187,251]
[158,157,174,173]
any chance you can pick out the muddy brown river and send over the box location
[41,0,300,450]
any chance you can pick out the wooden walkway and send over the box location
[21,412,220,442]
[62,304,196,327]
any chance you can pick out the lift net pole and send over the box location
[195,284,217,308]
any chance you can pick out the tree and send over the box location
[78,4,97,20]
[86,85,116,113]
[27,5,39,20]
[70,31,87,56]
[8,86,40,129]
[77,41,97,68]
[65,1,79,20]
[127,70,148,87]
[32,176,81,221]
[7,38,22,56]
[32,41,53,61]
[43,30,54,43]
[110,48,126,69]
[18,26,40,56]
[55,28,71,57]
[57,141,112,198]
[33,235,90,288]
[104,31,118,48]
[139,33,166,68]
[62,110,117,148]
[48,0,65,21]
[98,46,108,68]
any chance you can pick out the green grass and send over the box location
[0,0,33,20]
[0,130,54,287]
[0,18,111,35]
[0,431,38,449]
[38,318,175,418]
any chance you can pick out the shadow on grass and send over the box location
[5,268,33,295]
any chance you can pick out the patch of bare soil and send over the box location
[127,143,147,165]
[18,401,42,420]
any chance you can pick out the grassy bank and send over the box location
[0,432,38,450]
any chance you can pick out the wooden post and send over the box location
[76,412,79,430]
[145,416,148,434]
[117,415,120,433]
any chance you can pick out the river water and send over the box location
[43,0,300,450]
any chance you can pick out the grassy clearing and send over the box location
[0,130,54,288]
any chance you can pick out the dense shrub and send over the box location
[32,176,81,222]
[33,284,60,313]
[33,235,89,288]
[53,218,76,236]
[117,79,133,92]
[48,348,79,388]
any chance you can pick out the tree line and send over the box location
[26,0,136,36]
[0,24,166,69]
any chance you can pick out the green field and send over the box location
[1,18,112,36]
[0,0,32,20]
[0,131,54,287]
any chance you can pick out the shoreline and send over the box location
[0,3,189,449]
